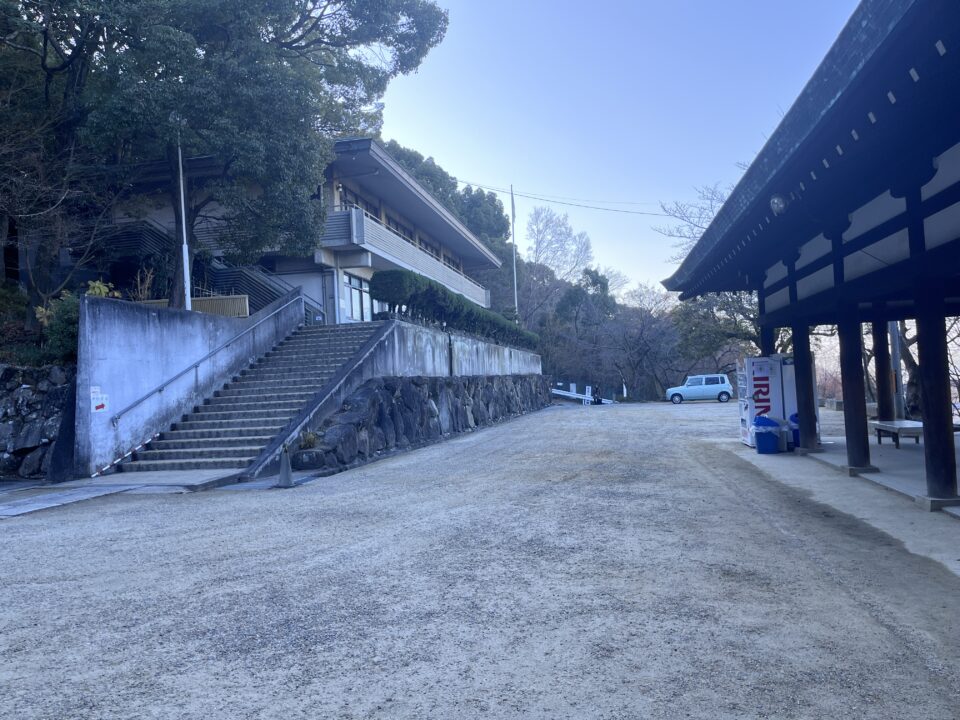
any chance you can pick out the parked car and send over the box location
[665,374,734,404]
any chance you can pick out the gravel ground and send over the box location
[2,401,960,719]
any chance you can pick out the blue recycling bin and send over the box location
[754,415,780,454]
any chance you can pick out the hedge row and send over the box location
[369,269,539,351]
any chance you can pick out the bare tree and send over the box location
[655,183,729,262]
[518,206,593,326]
[526,207,593,283]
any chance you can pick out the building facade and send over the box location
[48,138,501,325]
[260,138,501,323]
[664,0,960,505]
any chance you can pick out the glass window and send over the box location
[686,377,703,386]
[386,215,415,243]
[705,377,721,385]
[344,273,372,321]
[339,185,378,216]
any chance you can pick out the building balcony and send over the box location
[320,208,491,307]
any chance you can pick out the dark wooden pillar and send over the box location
[872,321,895,421]
[838,314,872,470]
[915,291,958,499]
[759,326,776,356]
[792,323,819,451]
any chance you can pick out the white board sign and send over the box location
[90,386,109,413]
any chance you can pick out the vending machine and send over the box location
[737,354,809,447]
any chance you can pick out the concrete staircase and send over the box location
[118,322,383,473]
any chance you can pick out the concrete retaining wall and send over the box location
[367,322,542,378]
[450,332,541,376]
[75,290,304,476]
[244,320,542,478]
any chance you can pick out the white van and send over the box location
[665,374,734,404]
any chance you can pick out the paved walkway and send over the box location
[0,470,238,517]
[2,403,960,719]
[802,432,960,518]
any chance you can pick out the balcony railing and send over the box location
[322,206,490,307]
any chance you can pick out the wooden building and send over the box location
[664,0,960,506]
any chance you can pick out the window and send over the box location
[419,235,441,259]
[705,377,721,386]
[442,252,462,272]
[386,215,415,244]
[686,377,704,387]
[344,273,373,321]
[338,185,378,216]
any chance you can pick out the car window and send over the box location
[705,377,720,385]
[686,377,703,386]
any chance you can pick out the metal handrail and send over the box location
[332,205,485,291]
[209,257,326,324]
[109,293,304,428]
[247,265,327,323]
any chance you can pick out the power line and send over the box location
[461,181,660,206]
[456,179,671,217]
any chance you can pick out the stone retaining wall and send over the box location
[0,365,74,479]
[292,374,551,474]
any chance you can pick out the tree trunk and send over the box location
[898,320,922,418]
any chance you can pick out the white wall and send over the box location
[74,292,304,476]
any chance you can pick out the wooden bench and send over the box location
[869,420,923,449]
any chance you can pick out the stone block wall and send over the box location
[292,374,550,474]
[0,365,74,479]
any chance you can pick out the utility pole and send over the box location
[510,184,518,319]
[176,124,192,311]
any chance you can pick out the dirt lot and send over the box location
[2,401,959,719]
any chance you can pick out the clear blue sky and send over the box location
[380,0,861,288]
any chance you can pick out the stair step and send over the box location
[281,338,371,346]
[135,446,264,461]
[240,367,344,380]
[245,359,346,371]
[160,427,281,441]
[295,323,381,334]
[196,399,304,412]
[207,388,314,405]
[237,370,338,383]
[151,436,274,450]
[264,350,357,362]
[277,336,371,346]
[225,377,331,390]
[213,387,319,399]
[119,457,252,472]
[229,375,332,388]
[188,407,297,421]
[259,352,356,363]
[173,418,287,431]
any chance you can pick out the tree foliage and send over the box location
[382,139,510,243]
[1,0,448,308]
[369,268,539,350]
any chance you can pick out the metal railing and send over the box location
[246,264,326,325]
[208,258,326,325]
[332,204,485,289]
[551,388,615,405]
[110,293,304,428]
[139,295,251,318]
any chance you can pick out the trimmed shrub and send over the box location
[370,269,539,351]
